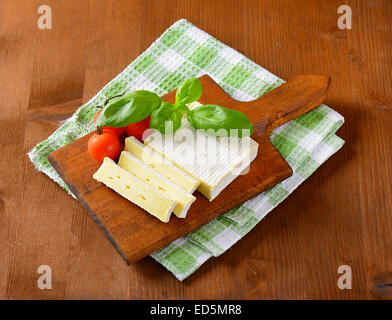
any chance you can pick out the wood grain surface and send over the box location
[1,0,391,299]
[48,74,328,263]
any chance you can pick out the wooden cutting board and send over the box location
[48,74,329,263]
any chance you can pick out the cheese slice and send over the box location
[144,101,259,201]
[124,136,200,193]
[93,157,176,223]
[118,151,196,218]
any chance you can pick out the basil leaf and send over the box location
[175,78,202,106]
[150,101,182,134]
[187,104,254,137]
[96,90,161,127]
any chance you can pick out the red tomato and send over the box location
[126,116,151,141]
[88,131,121,163]
[93,110,125,136]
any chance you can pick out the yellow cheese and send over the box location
[118,151,196,218]
[124,136,200,193]
[93,157,176,223]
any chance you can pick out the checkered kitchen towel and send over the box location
[29,19,344,281]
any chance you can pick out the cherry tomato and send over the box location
[126,116,151,141]
[93,110,125,136]
[88,131,121,163]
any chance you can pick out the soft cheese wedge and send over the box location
[118,151,196,218]
[93,157,176,223]
[144,102,259,201]
[124,136,200,193]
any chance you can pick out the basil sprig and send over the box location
[95,78,253,137]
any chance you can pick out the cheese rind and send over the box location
[202,146,258,200]
[118,151,196,218]
[124,136,200,193]
[93,158,176,223]
[144,102,259,201]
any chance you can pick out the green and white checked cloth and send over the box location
[28,19,344,281]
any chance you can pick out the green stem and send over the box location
[103,91,127,106]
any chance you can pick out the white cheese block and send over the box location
[93,157,177,223]
[118,151,196,218]
[144,102,259,201]
[124,136,200,193]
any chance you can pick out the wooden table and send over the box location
[1,0,391,300]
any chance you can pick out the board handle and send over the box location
[243,74,330,136]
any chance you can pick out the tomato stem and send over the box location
[96,126,103,135]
